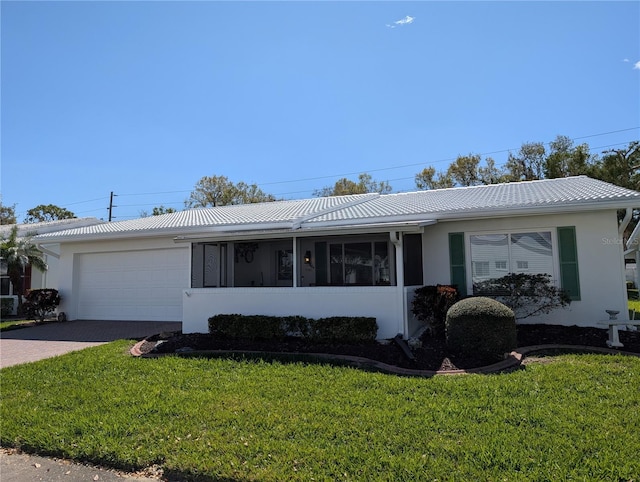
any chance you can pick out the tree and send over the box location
[544,135,594,179]
[24,204,76,223]
[0,202,17,225]
[416,155,504,190]
[592,141,640,191]
[415,167,454,190]
[505,142,546,181]
[473,273,571,320]
[478,158,506,185]
[0,226,48,316]
[152,206,177,216]
[447,154,481,187]
[185,175,276,208]
[314,173,392,197]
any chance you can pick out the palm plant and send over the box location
[0,226,48,316]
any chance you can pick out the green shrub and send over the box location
[309,317,377,343]
[445,297,516,363]
[473,273,570,319]
[1,298,14,318]
[208,314,286,340]
[22,289,61,322]
[208,314,377,343]
[411,285,460,337]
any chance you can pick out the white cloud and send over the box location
[386,15,415,28]
[634,61,640,70]
[623,58,629,62]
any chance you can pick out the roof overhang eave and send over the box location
[33,221,295,244]
[434,200,640,221]
[174,220,433,243]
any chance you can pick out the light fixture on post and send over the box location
[304,250,312,265]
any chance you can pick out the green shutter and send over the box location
[557,226,580,301]
[449,232,467,297]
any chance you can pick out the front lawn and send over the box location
[0,319,36,332]
[629,299,640,319]
[1,341,639,481]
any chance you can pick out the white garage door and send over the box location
[76,248,189,321]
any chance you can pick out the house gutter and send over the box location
[390,231,408,339]
[173,221,430,244]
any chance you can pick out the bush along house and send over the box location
[34,176,640,340]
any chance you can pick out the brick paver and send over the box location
[0,320,181,368]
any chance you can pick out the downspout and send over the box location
[620,207,633,238]
[391,231,407,338]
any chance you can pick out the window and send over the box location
[470,231,554,292]
[191,243,228,288]
[1,277,10,296]
[328,240,392,286]
[473,261,490,277]
[0,260,8,296]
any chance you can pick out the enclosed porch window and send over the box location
[301,236,396,287]
[191,234,399,288]
[191,239,294,288]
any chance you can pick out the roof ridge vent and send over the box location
[292,193,380,229]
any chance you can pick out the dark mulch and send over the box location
[142,324,640,372]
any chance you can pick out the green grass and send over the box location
[629,299,640,319]
[1,342,639,481]
[0,319,35,331]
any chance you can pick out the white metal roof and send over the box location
[0,217,104,239]
[33,177,640,243]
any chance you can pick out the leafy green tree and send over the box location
[447,154,481,186]
[0,202,17,225]
[592,141,640,191]
[314,173,392,197]
[478,158,506,185]
[415,167,454,190]
[505,142,546,181]
[544,135,594,179]
[186,175,276,208]
[416,155,505,190]
[0,226,48,316]
[24,204,76,223]
[152,206,177,216]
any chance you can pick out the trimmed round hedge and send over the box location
[445,297,517,363]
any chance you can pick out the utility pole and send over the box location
[108,191,117,222]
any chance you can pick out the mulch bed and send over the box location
[138,324,640,372]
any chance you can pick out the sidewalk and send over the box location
[0,320,180,368]
[0,449,162,481]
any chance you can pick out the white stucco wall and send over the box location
[421,210,628,326]
[30,253,60,290]
[182,286,404,339]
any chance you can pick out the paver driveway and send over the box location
[0,320,181,368]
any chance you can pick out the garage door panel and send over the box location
[76,248,188,321]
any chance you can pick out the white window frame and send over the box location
[495,260,508,271]
[465,228,560,295]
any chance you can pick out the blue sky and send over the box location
[2,1,639,222]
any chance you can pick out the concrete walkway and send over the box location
[0,449,162,481]
[0,320,181,368]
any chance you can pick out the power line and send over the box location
[28,127,640,214]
